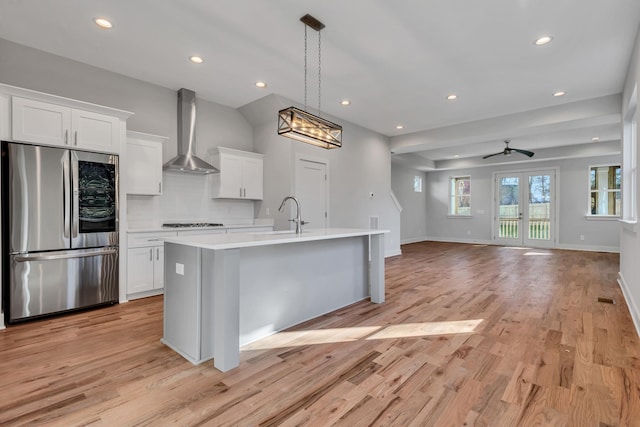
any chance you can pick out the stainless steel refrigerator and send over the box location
[2,141,119,323]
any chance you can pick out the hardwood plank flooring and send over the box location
[1,241,639,426]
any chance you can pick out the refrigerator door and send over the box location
[3,142,70,253]
[8,247,118,322]
[71,150,119,249]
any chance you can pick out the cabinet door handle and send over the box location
[239,187,243,197]
[159,182,162,193]
[74,131,78,146]
[156,248,160,261]
[243,188,246,197]
[149,248,153,261]
[64,130,69,145]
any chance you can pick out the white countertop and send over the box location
[128,224,271,233]
[163,228,388,250]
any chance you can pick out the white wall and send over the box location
[240,94,401,257]
[391,163,428,243]
[620,24,640,336]
[420,156,621,251]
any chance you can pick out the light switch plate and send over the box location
[176,263,185,275]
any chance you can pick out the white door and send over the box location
[295,157,328,229]
[12,97,71,147]
[494,170,555,248]
[242,157,264,200]
[71,109,119,153]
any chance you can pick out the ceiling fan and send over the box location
[482,140,534,159]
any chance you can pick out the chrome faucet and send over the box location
[278,196,307,234]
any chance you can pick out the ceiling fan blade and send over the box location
[512,148,534,157]
[482,152,504,159]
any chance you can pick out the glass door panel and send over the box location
[496,174,520,244]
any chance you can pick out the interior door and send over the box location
[494,170,555,247]
[295,157,328,229]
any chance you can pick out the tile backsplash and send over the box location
[127,172,254,228]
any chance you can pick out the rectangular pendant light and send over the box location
[278,106,342,149]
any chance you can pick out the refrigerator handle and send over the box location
[63,152,71,239]
[14,247,117,262]
[71,151,79,240]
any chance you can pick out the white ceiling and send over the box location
[1,0,639,167]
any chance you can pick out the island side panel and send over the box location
[203,248,241,372]
[237,236,369,346]
[162,243,203,364]
[369,233,385,303]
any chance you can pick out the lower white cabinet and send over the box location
[127,231,176,298]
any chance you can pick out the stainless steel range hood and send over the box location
[163,88,219,174]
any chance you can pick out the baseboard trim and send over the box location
[420,236,495,246]
[400,236,430,245]
[618,272,640,339]
[557,243,619,253]
[385,249,402,258]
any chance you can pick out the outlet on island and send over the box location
[176,263,185,275]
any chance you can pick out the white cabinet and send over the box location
[126,131,166,195]
[210,147,263,200]
[127,231,176,298]
[12,96,120,153]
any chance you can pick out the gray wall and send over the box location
[390,163,428,243]
[391,155,621,251]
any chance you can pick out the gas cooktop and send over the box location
[162,223,224,228]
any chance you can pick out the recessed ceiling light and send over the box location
[255,81,267,88]
[534,36,553,46]
[94,17,113,29]
[189,56,204,64]
[553,91,566,97]
[453,154,460,158]
[396,125,404,130]
[340,99,351,106]
[592,137,600,141]
[446,94,457,101]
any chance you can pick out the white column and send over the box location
[369,233,385,303]
[212,248,241,372]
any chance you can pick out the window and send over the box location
[449,176,471,215]
[589,165,621,216]
[414,175,422,193]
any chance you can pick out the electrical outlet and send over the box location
[580,235,585,241]
[176,263,184,275]
[266,207,270,215]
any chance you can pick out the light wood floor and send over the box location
[1,242,639,426]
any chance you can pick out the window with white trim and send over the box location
[414,175,422,193]
[589,165,621,216]
[449,176,471,215]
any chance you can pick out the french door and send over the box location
[494,169,556,248]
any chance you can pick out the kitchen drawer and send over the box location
[128,231,177,248]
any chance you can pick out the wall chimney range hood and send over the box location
[163,88,219,174]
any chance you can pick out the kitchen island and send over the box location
[161,228,387,372]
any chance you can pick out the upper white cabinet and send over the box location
[126,131,166,196]
[210,147,263,200]
[11,96,121,153]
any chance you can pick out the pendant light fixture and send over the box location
[278,14,342,149]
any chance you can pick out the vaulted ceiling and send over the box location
[1,0,638,169]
